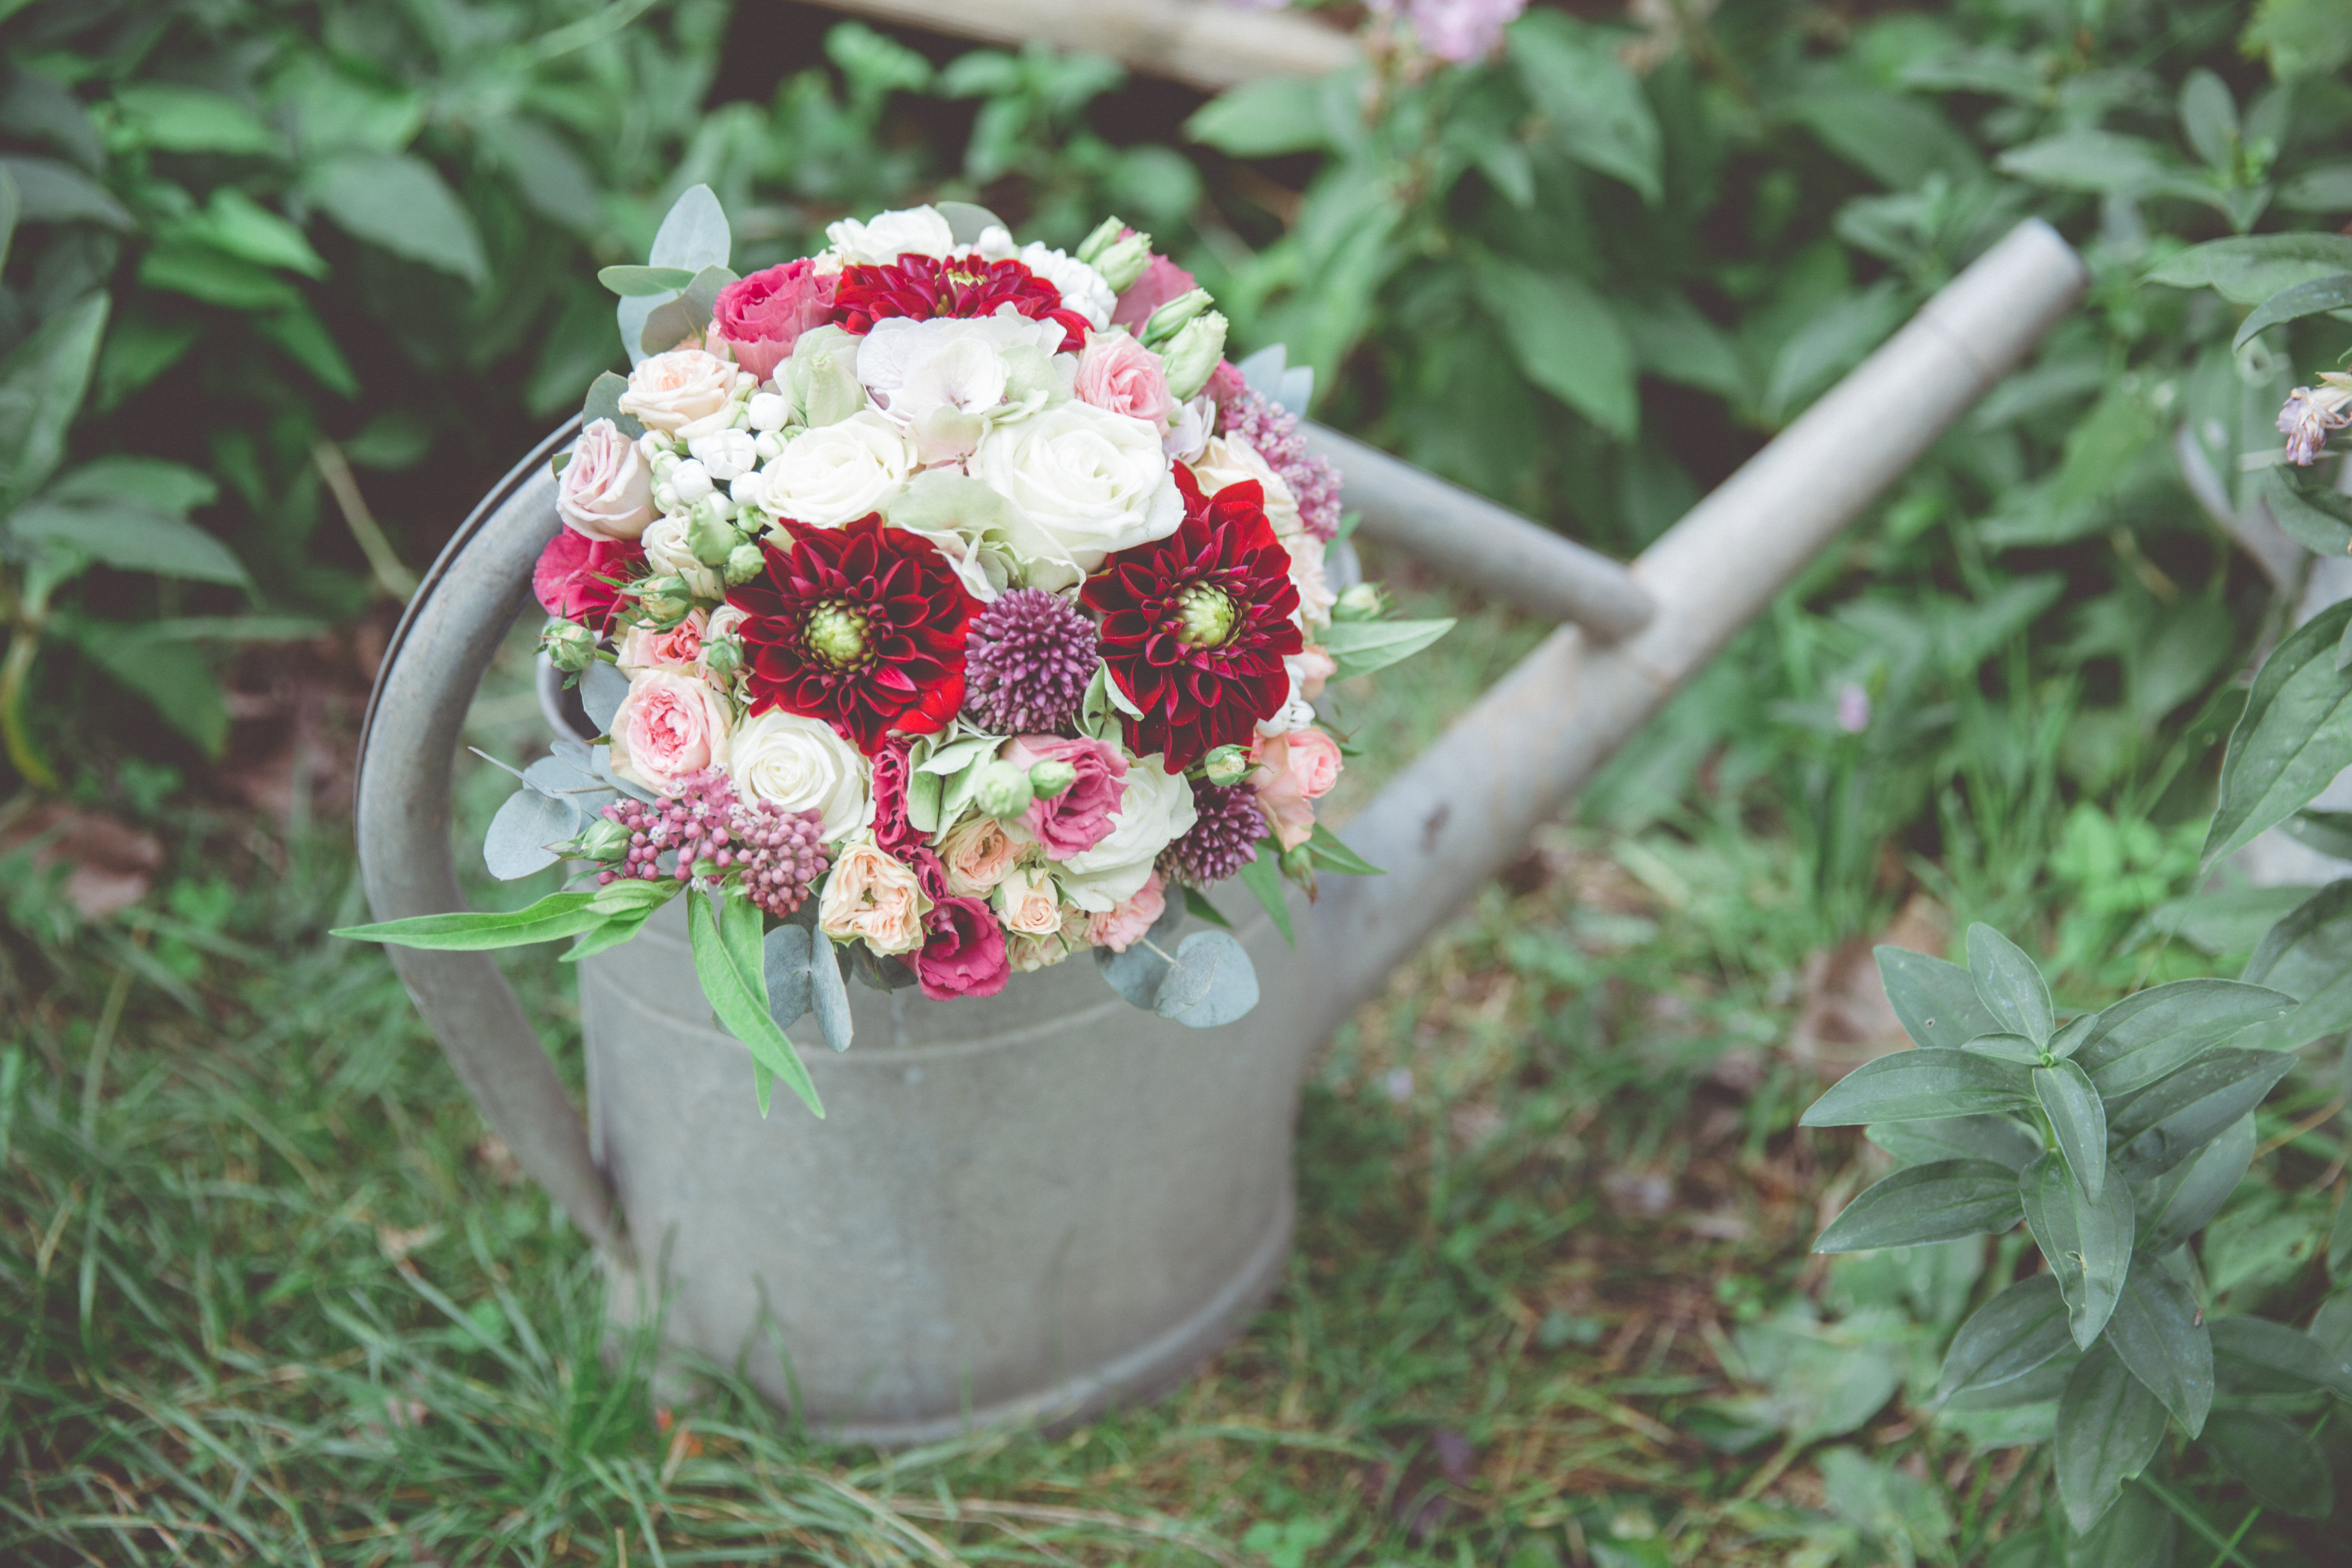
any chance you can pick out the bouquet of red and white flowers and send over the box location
[341,189,1447,1118]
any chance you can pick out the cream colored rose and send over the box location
[1284,529,1336,630]
[1189,434,1302,537]
[559,419,655,540]
[824,205,956,266]
[608,668,731,795]
[818,839,931,955]
[1056,753,1196,911]
[641,512,722,598]
[728,708,871,842]
[970,401,1183,586]
[993,862,1065,935]
[618,349,735,435]
[748,410,916,527]
[940,815,1021,895]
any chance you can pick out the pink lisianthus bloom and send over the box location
[1073,332,1175,425]
[712,260,837,383]
[533,529,644,628]
[1250,727,1342,851]
[1086,870,1165,952]
[618,608,707,673]
[609,668,733,796]
[866,742,925,855]
[1203,358,1248,406]
[1109,254,1198,334]
[558,418,655,541]
[1004,734,1128,860]
[915,893,1011,999]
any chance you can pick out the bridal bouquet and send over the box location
[339,189,1448,1118]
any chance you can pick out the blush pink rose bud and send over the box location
[609,668,732,796]
[1073,332,1175,425]
[1250,727,1342,852]
[558,418,655,541]
[713,260,838,384]
[618,608,706,674]
[1004,735,1128,860]
[1086,870,1165,952]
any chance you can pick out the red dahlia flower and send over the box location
[729,514,980,754]
[832,253,1089,353]
[1079,470,1303,771]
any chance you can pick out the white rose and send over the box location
[969,401,1183,586]
[1189,434,1302,537]
[689,427,760,482]
[1163,394,1214,463]
[1015,242,1116,330]
[728,709,873,842]
[1056,754,1196,911]
[557,418,655,541]
[642,512,722,598]
[855,314,1064,462]
[670,459,713,504]
[617,349,735,434]
[748,410,917,527]
[824,205,956,266]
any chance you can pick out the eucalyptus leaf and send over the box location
[1874,946,2004,1049]
[1940,1274,2073,1398]
[647,182,730,273]
[934,200,1006,244]
[483,787,581,879]
[1095,901,1187,1010]
[1800,1049,2035,1127]
[2020,1151,2134,1349]
[580,371,647,439]
[2075,978,2299,1096]
[2053,1343,2169,1535]
[1866,1114,2043,1172]
[2107,1049,2296,1180]
[2103,1256,2212,1438]
[1967,924,2052,1045]
[2201,1410,2333,1519]
[2136,1113,2254,1254]
[597,264,698,296]
[809,930,853,1052]
[763,922,813,1033]
[1812,1160,2022,1253]
[1154,930,1259,1027]
[2203,599,2352,866]
[2035,1059,2109,1204]
[581,660,628,733]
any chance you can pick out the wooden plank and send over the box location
[802,0,1356,90]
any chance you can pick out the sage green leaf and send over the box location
[1234,851,1292,946]
[597,264,698,296]
[1964,1032,2048,1065]
[2076,978,2299,1096]
[809,930,852,1053]
[305,151,488,286]
[2234,270,2352,351]
[2243,880,2352,1045]
[580,661,628,733]
[0,291,105,511]
[1314,617,1453,682]
[2047,1011,2095,1060]
[2035,1059,2108,1203]
[2209,1315,2352,1399]
[686,890,820,1119]
[560,907,654,962]
[1154,930,1259,1027]
[1866,1114,2043,1172]
[2105,1256,2212,1437]
[1096,901,1186,1010]
[1967,924,2052,1045]
[2107,1048,2296,1180]
[579,371,647,439]
[2145,233,2352,303]
[2136,1113,2254,1254]
[2020,1151,2134,1348]
[2203,599,2352,865]
[1800,1049,2035,1127]
[1875,947,2003,1049]
[1305,822,1381,875]
[646,182,730,274]
[1940,1274,2072,1398]
[332,889,604,951]
[483,787,580,880]
[1812,1160,2022,1253]
[2054,1343,2169,1535]
[933,202,1004,245]
[762,923,812,1032]
[2257,464,2352,556]
[2202,1409,2332,1517]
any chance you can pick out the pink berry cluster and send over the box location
[1214,385,1342,541]
[731,797,830,917]
[596,768,742,884]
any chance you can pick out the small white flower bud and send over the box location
[747,392,789,433]
[653,483,679,513]
[753,431,784,462]
[670,460,713,504]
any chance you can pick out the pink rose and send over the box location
[915,894,1011,1000]
[941,816,1021,895]
[1004,734,1127,860]
[1250,728,1342,851]
[558,418,655,541]
[533,529,644,628]
[994,863,1065,934]
[713,260,837,383]
[609,668,732,795]
[1109,254,1198,334]
[618,608,706,673]
[1073,332,1174,425]
[1292,645,1337,699]
[1086,871,1165,952]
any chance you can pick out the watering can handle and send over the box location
[351,417,628,1255]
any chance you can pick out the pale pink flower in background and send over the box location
[941,815,1022,896]
[1402,0,1526,61]
[2279,373,2352,466]
[558,419,655,540]
[609,668,731,795]
[1836,683,1871,735]
[819,841,931,954]
[1074,332,1175,426]
[618,608,707,673]
[1251,728,1343,851]
[1087,871,1165,952]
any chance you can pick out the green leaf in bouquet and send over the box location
[1181,886,1233,930]
[762,922,812,1033]
[1096,900,1187,1010]
[483,787,582,880]
[1800,1049,2034,1126]
[810,930,852,1053]
[597,265,699,296]
[2075,978,2299,1096]
[687,889,820,1120]
[2209,1314,2352,1399]
[1866,1113,2043,1171]
[1939,1274,2072,1399]
[2201,1410,2333,1518]
[933,202,1007,245]
[1474,259,1635,438]
[648,183,731,275]
[2103,1256,2211,1438]
[1874,946,2004,1049]
[639,263,737,356]
[1233,850,1292,947]
[2145,233,2352,303]
[2243,880,2352,1044]
[579,371,648,439]
[2107,1048,2296,1180]
[2234,270,2352,351]
[304,151,488,286]
[0,291,106,512]
[1967,924,2052,1045]
[2053,1343,2169,1535]
[1508,12,1662,204]
[1811,1160,2022,1253]
[2021,1151,2134,1349]
[2256,464,2352,556]
[8,498,249,585]
[1316,617,1455,682]
[2203,599,2352,866]
[1154,930,1258,1027]
[580,661,628,734]
[2035,1059,2109,1203]
[332,889,606,951]
[1305,822,1381,876]
[2136,1112,2254,1254]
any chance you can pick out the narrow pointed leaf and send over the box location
[2232,269,2352,351]
[1867,1114,2043,1171]
[2020,1151,2134,1348]
[2203,599,2352,865]
[1968,924,2052,1045]
[1813,1160,2022,1252]
[2137,1113,2254,1254]
[687,892,821,1119]
[1800,1049,2035,1126]
[2105,1256,2212,1437]
[2243,880,2352,1046]
[1964,1032,2047,1065]
[2034,1059,2108,1204]
[1234,851,1293,945]
[2076,979,2298,1096]
[1874,946,2004,1049]
[2107,1049,2296,1180]
[1940,1274,2073,1398]
[2054,1343,2169,1535]
[333,889,604,951]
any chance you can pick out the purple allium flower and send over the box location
[2279,374,2352,466]
[1214,385,1344,541]
[1160,781,1267,886]
[599,768,739,884]
[961,587,1098,735]
[727,797,830,918]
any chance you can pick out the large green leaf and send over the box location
[1939,1274,2072,1399]
[686,891,821,1120]
[333,889,606,951]
[113,83,279,155]
[2209,1314,2352,1399]
[2202,1410,2333,1518]
[9,499,249,584]
[1800,1049,2035,1126]
[1874,947,2004,1049]
[1317,617,1454,681]
[1812,1160,2022,1253]
[2105,1257,2212,1437]
[2054,1343,2170,1535]
[0,291,105,512]
[2234,270,2352,351]
[2243,880,2352,1044]
[2145,233,2352,303]
[2203,599,2352,865]
[1508,12,1661,204]
[1787,85,1980,190]
[2020,1151,2133,1348]
[2035,1060,2108,1203]
[1866,1114,2043,1172]
[1183,75,1332,158]
[2107,1049,2296,1180]
[2136,1113,2254,1254]
[2075,979,2298,1096]
[2258,465,2352,556]
[303,151,488,286]
[1967,924,2052,1045]
[1475,259,1636,439]
[0,154,130,228]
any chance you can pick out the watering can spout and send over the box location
[1297,218,2089,1036]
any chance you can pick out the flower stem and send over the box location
[0,620,57,791]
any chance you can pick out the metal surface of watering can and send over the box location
[354,220,2089,1443]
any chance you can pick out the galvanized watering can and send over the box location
[354,222,2086,1443]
